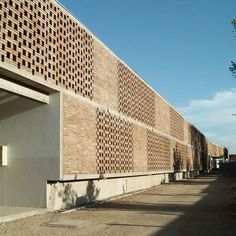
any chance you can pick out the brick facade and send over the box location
[93,40,118,111]
[155,94,170,135]
[133,126,148,172]
[63,94,97,174]
[0,0,226,178]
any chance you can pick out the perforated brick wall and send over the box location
[147,131,171,172]
[187,123,192,145]
[183,120,189,143]
[96,109,134,174]
[0,0,94,99]
[188,125,210,170]
[189,125,201,148]
[176,142,189,170]
[170,107,184,141]
[0,0,225,177]
[209,143,222,156]
[188,147,194,171]
[192,148,201,170]
[117,61,155,127]
[155,94,170,135]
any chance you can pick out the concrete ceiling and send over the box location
[0,90,18,105]
[0,89,42,121]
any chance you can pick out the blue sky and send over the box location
[60,0,236,153]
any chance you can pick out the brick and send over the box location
[133,125,147,172]
[63,94,97,174]
[93,40,118,111]
[170,107,184,141]
[147,130,171,172]
[96,109,133,174]
[0,0,226,177]
[117,61,155,127]
[0,0,94,99]
[155,94,170,135]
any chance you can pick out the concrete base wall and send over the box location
[47,171,199,211]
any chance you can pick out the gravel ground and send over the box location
[1,172,236,236]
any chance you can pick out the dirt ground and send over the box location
[1,172,236,236]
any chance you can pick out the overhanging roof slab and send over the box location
[0,78,49,104]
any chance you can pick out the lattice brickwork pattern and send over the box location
[176,142,189,170]
[147,131,171,172]
[210,143,218,156]
[117,61,155,127]
[187,123,192,145]
[0,0,94,99]
[192,148,201,170]
[170,107,184,141]
[96,109,134,174]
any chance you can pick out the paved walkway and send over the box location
[0,172,236,236]
[0,207,47,223]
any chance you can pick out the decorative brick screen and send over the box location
[188,125,200,147]
[0,0,94,99]
[117,61,155,127]
[0,0,224,178]
[187,123,192,144]
[170,107,184,141]
[147,131,171,171]
[96,109,134,174]
[176,142,189,170]
[192,148,201,170]
[211,144,218,156]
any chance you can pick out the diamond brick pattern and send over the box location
[96,109,134,174]
[147,131,171,172]
[117,61,155,127]
[0,0,94,99]
[176,142,189,170]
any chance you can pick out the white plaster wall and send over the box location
[0,93,61,207]
[0,168,3,205]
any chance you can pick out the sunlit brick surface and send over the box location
[155,94,170,135]
[170,107,184,141]
[0,0,225,176]
[147,131,171,172]
[63,95,97,174]
[117,61,155,127]
[0,0,94,99]
[96,109,134,174]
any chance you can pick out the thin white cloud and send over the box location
[178,88,236,153]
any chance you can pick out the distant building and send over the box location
[229,154,236,161]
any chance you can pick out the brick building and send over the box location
[0,0,226,210]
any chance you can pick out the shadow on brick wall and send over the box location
[189,125,209,172]
[172,145,184,172]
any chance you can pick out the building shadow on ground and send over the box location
[81,172,236,236]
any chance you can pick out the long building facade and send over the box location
[0,0,226,210]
